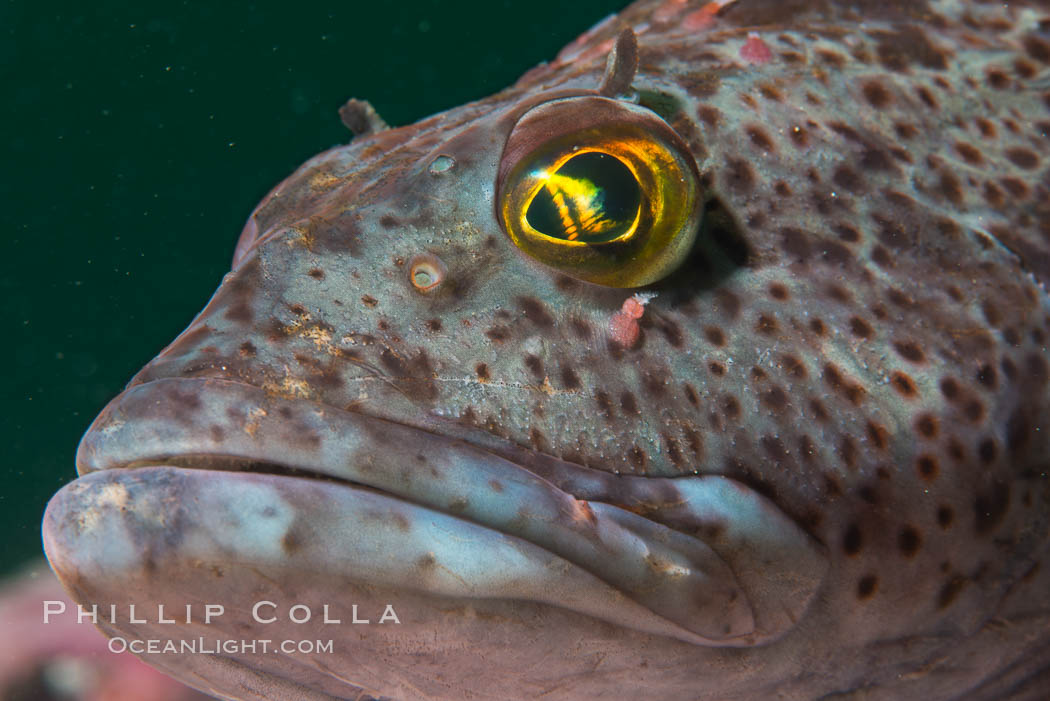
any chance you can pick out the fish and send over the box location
[42,0,1050,699]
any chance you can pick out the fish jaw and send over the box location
[42,468,695,701]
[43,376,828,698]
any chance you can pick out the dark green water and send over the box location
[2,0,625,577]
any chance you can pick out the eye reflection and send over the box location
[525,152,642,243]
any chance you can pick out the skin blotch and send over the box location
[893,341,926,363]
[898,526,921,557]
[857,575,878,600]
[915,413,939,439]
[861,80,893,108]
[917,454,939,481]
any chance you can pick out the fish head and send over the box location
[43,1,1050,699]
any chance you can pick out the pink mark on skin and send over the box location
[740,32,773,64]
[609,292,657,347]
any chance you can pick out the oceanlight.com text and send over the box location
[108,637,336,655]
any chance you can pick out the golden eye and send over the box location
[497,96,702,287]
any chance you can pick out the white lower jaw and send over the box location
[43,466,728,700]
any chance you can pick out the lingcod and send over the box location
[42,0,1050,699]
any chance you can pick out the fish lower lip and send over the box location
[54,377,826,646]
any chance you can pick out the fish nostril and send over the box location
[408,253,447,292]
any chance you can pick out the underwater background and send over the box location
[2,0,625,578]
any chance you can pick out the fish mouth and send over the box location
[44,377,827,649]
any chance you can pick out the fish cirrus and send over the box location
[43,0,1050,699]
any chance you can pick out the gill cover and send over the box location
[497,95,702,287]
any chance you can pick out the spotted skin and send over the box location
[43,0,1050,699]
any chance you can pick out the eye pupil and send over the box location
[525,152,641,243]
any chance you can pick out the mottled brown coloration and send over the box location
[42,1,1050,700]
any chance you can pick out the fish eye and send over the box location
[497,96,702,287]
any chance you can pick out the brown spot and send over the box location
[485,326,510,342]
[939,172,963,205]
[862,80,893,108]
[833,223,860,243]
[725,157,756,193]
[964,399,985,423]
[781,354,807,379]
[816,49,846,69]
[307,268,325,280]
[523,354,544,381]
[475,363,490,381]
[849,316,874,339]
[803,398,828,425]
[975,117,997,139]
[714,289,741,319]
[759,83,782,101]
[898,526,922,557]
[895,122,919,139]
[746,125,776,152]
[857,575,878,600]
[774,181,792,197]
[1015,58,1037,79]
[1023,35,1050,64]
[955,142,984,166]
[722,394,741,420]
[708,361,727,376]
[809,318,827,336]
[238,341,256,357]
[761,385,789,411]
[937,505,954,529]
[871,245,893,268]
[663,433,683,468]
[595,390,614,420]
[867,421,888,450]
[658,319,684,348]
[983,181,1005,208]
[628,445,647,471]
[1005,147,1039,170]
[986,68,1010,90]
[780,227,811,262]
[704,326,726,347]
[938,575,967,609]
[425,318,443,332]
[282,531,301,555]
[823,364,865,405]
[518,297,554,327]
[915,86,939,110]
[839,436,858,469]
[978,438,997,464]
[560,366,581,391]
[832,164,865,193]
[1000,177,1028,199]
[620,391,639,415]
[917,454,939,481]
[893,340,925,363]
[915,413,939,438]
[361,294,378,307]
[755,314,778,335]
[529,428,547,450]
[698,105,722,129]
[940,377,960,401]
